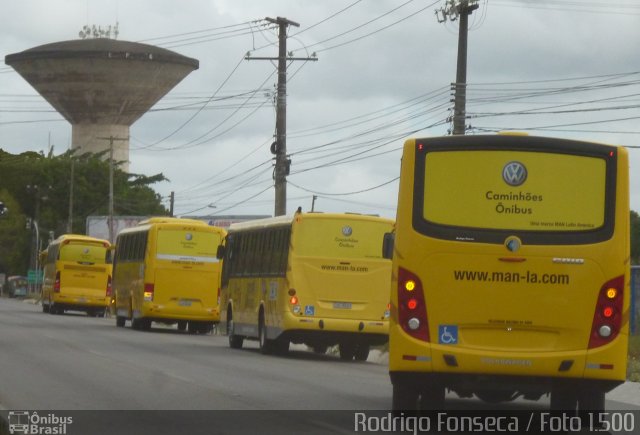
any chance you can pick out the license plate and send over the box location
[333,302,352,309]
[178,300,192,307]
[78,298,88,303]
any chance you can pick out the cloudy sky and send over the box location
[1,0,639,219]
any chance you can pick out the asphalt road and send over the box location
[0,298,637,434]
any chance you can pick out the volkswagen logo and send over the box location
[342,226,353,237]
[502,161,527,186]
[185,233,193,241]
[83,248,90,254]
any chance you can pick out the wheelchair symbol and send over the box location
[438,325,458,345]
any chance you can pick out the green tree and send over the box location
[0,149,167,276]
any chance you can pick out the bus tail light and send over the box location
[54,272,61,293]
[588,275,624,349]
[217,287,221,305]
[106,276,112,298]
[397,267,429,342]
[144,283,154,302]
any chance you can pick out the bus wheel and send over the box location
[132,317,146,331]
[578,389,605,414]
[392,382,419,412]
[42,303,49,313]
[177,321,187,332]
[354,344,370,361]
[227,318,243,349]
[338,342,356,361]
[258,315,273,355]
[419,385,445,410]
[116,316,126,327]
[273,337,289,355]
[550,387,578,413]
[312,345,328,354]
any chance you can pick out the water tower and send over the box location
[5,37,199,171]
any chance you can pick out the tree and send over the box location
[0,149,168,276]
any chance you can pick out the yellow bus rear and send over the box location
[113,218,225,333]
[220,212,393,360]
[41,234,112,316]
[388,135,630,413]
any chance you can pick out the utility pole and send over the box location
[169,191,175,217]
[436,0,479,135]
[98,135,128,243]
[245,17,317,216]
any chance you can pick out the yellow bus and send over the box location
[387,134,630,413]
[218,211,393,360]
[41,234,112,316]
[113,217,226,333]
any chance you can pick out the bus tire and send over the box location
[578,388,605,413]
[550,387,578,412]
[258,314,273,355]
[312,345,328,354]
[116,316,126,327]
[273,337,289,355]
[42,303,49,313]
[177,321,187,332]
[131,317,145,331]
[339,342,356,361]
[419,385,445,410]
[354,344,370,361]
[392,382,419,412]
[228,319,243,349]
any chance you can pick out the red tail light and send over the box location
[54,272,61,293]
[397,267,429,342]
[106,276,112,297]
[144,283,154,302]
[588,275,624,349]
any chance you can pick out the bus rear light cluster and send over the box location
[106,276,112,298]
[397,267,429,342]
[54,272,61,293]
[588,275,624,349]
[144,283,154,302]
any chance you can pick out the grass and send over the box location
[628,334,640,382]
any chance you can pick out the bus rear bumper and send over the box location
[281,312,388,346]
[52,294,109,309]
[389,370,624,400]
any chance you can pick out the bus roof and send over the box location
[228,212,394,232]
[117,217,226,236]
[50,234,110,246]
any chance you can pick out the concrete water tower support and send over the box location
[5,39,199,171]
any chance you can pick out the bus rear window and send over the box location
[423,150,607,232]
[156,229,220,261]
[294,219,392,259]
[59,243,108,264]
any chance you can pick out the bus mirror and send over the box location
[216,245,226,260]
[382,232,394,259]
